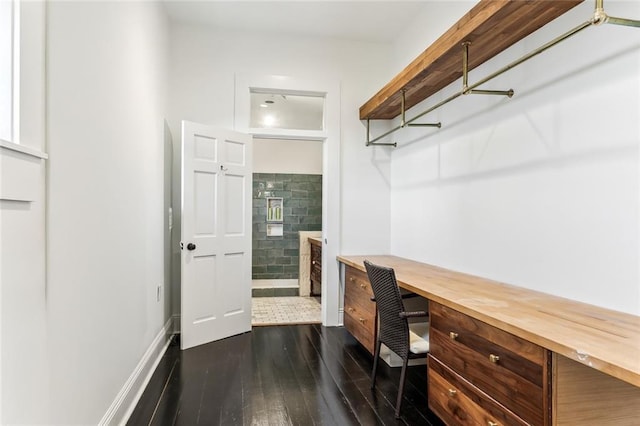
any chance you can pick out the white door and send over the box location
[181,121,253,350]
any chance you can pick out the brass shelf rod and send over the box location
[408,123,443,128]
[364,0,638,148]
[467,19,593,94]
[366,19,592,146]
[409,19,593,127]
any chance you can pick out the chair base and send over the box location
[370,338,428,419]
[379,343,427,367]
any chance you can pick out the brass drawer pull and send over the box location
[349,277,355,282]
[449,332,459,340]
[448,388,457,397]
[488,421,498,426]
[489,354,500,363]
[358,317,366,324]
[347,307,355,313]
[359,283,366,289]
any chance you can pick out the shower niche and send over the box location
[266,197,283,237]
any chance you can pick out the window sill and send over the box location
[0,140,48,159]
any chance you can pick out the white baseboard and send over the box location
[172,314,181,335]
[99,317,174,426]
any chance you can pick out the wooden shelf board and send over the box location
[360,0,585,120]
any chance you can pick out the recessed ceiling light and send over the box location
[260,104,268,108]
[263,114,276,127]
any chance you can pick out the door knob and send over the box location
[187,243,196,251]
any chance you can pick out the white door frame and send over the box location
[235,74,341,326]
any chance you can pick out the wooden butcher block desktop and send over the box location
[338,254,640,425]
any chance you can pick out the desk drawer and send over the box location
[345,266,373,299]
[344,266,376,353]
[310,244,322,296]
[430,302,550,425]
[311,267,321,284]
[311,264,321,285]
[344,289,376,324]
[311,244,322,266]
[429,356,528,426]
[344,309,376,353]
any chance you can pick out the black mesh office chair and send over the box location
[364,260,430,418]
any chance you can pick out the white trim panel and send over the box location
[0,140,48,159]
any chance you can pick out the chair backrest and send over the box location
[364,260,410,359]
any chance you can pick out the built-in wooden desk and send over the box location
[338,255,640,425]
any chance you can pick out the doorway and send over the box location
[235,73,341,327]
[250,138,323,326]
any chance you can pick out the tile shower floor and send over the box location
[251,297,321,326]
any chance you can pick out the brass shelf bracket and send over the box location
[401,90,442,129]
[462,42,514,98]
[593,0,640,27]
[366,118,397,147]
[365,90,441,147]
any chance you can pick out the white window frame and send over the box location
[0,0,46,160]
[0,0,19,144]
[237,75,330,141]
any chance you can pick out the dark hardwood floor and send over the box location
[127,325,444,426]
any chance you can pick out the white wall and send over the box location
[253,138,322,174]
[390,1,474,76]
[169,24,395,317]
[389,1,640,315]
[46,2,170,423]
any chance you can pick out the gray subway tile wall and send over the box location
[252,173,322,280]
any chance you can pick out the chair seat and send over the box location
[409,322,430,354]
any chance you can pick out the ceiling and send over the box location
[163,1,430,43]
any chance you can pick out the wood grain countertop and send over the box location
[337,254,640,388]
[308,237,322,247]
